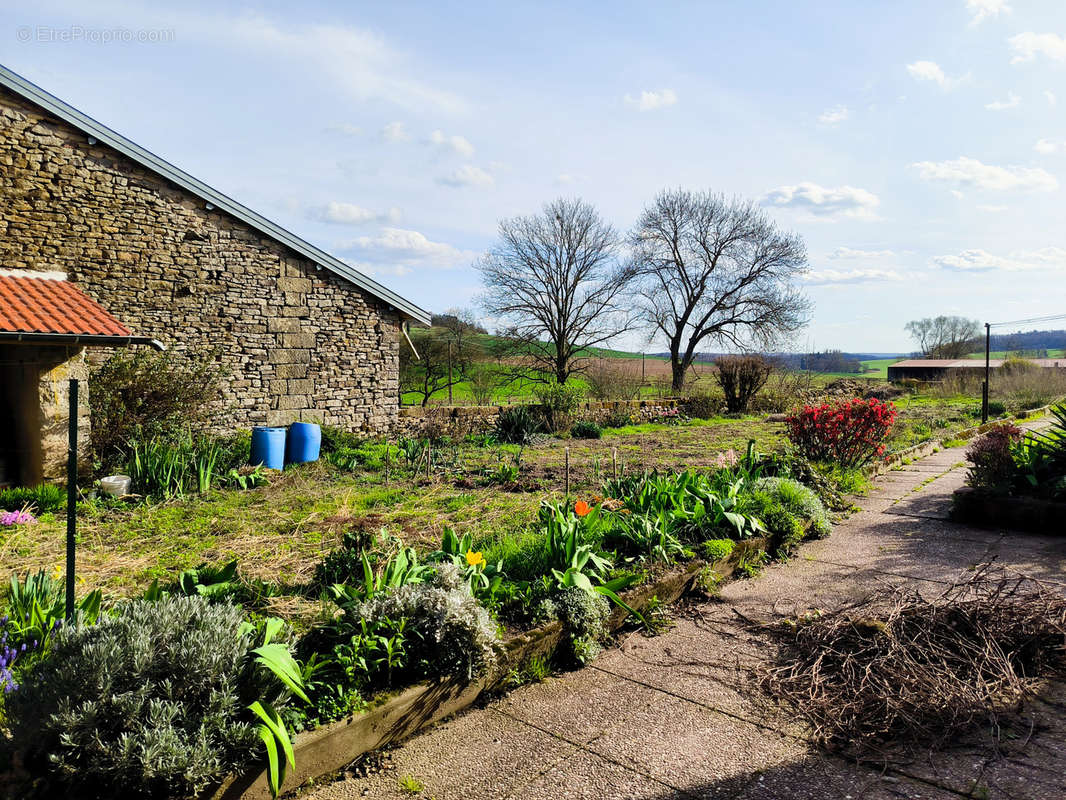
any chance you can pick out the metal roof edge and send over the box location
[0,63,432,326]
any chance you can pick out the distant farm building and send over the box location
[887,359,1066,382]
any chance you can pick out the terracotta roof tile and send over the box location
[0,272,132,337]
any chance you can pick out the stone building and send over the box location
[0,64,429,485]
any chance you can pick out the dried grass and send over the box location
[754,567,1066,756]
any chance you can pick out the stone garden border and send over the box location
[210,538,769,800]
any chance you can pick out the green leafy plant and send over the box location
[494,405,543,445]
[700,538,736,562]
[89,347,224,473]
[0,484,65,514]
[535,381,584,433]
[571,420,603,439]
[432,527,504,604]
[4,569,102,658]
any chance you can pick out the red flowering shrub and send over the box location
[965,423,1023,491]
[785,398,898,468]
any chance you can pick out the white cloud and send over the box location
[308,202,400,225]
[218,16,465,113]
[1035,138,1063,154]
[624,89,678,111]
[382,121,411,142]
[966,0,1011,25]
[1009,32,1066,64]
[1046,90,1058,107]
[985,92,1021,111]
[828,246,895,259]
[910,156,1058,192]
[933,247,1066,272]
[761,182,880,220]
[555,174,576,185]
[324,123,361,136]
[906,60,969,91]
[804,269,904,285]
[436,164,495,188]
[427,130,475,158]
[818,105,849,125]
[341,227,476,270]
[976,204,1009,212]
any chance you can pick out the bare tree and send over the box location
[628,190,812,393]
[477,198,635,384]
[904,316,981,359]
[400,319,482,407]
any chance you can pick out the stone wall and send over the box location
[394,399,682,439]
[0,85,401,436]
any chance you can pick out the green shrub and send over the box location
[320,425,365,454]
[89,348,224,473]
[740,490,805,551]
[313,530,374,588]
[550,585,610,665]
[752,477,832,539]
[700,538,736,562]
[681,392,720,419]
[354,563,498,681]
[602,408,634,428]
[0,483,65,514]
[534,381,583,433]
[571,420,603,439]
[494,405,544,444]
[969,401,1007,418]
[7,596,286,799]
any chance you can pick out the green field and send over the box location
[962,349,1066,360]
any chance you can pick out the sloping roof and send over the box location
[0,64,431,326]
[890,359,1066,369]
[0,270,131,336]
[889,359,993,368]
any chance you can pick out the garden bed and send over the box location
[211,542,763,800]
[951,487,1065,533]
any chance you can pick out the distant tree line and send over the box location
[795,350,863,374]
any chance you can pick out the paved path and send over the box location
[299,441,1066,800]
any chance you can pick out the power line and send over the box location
[988,312,1066,329]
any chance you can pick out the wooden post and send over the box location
[384,439,390,485]
[66,378,77,622]
[448,342,453,405]
[565,446,570,497]
[612,448,618,481]
[982,322,991,424]
[426,440,432,481]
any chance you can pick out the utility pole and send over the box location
[981,322,991,423]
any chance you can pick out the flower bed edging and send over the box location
[950,487,1065,534]
[209,537,768,800]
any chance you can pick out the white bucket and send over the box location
[100,475,132,498]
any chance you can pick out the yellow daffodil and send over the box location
[465,550,486,569]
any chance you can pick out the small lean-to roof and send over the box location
[0,270,131,336]
[0,63,431,326]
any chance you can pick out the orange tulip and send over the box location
[574,500,592,517]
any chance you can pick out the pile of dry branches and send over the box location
[759,569,1066,755]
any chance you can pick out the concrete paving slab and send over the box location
[987,535,1066,588]
[297,707,577,800]
[505,748,680,800]
[581,694,810,793]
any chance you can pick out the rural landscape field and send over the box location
[2,2,1066,800]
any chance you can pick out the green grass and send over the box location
[858,358,901,379]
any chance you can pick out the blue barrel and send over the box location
[250,427,286,470]
[286,422,321,465]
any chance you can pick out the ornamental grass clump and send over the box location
[785,397,897,468]
[7,596,285,799]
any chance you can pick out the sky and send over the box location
[1,0,1064,354]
